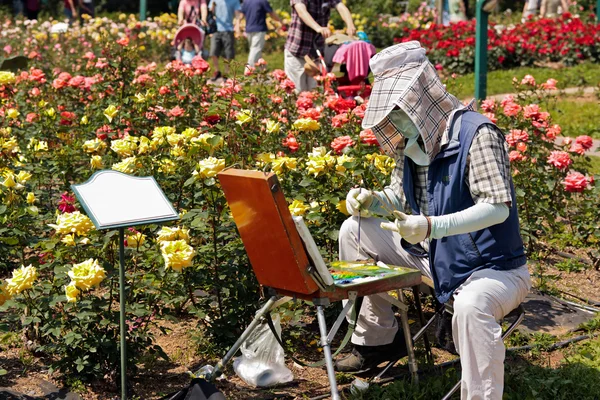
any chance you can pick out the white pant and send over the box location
[339,216,531,400]
[284,49,316,93]
[247,31,266,66]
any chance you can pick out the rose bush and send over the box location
[0,14,598,386]
[394,13,600,74]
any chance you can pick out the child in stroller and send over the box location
[172,23,206,63]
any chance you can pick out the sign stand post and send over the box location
[72,171,179,400]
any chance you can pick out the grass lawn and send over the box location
[548,99,600,140]
[452,62,600,99]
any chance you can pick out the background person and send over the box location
[540,0,569,17]
[79,0,95,18]
[64,0,78,23]
[240,0,282,67]
[24,0,41,20]
[207,0,242,81]
[336,42,531,400]
[178,0,208,25]
[283,0,356,93]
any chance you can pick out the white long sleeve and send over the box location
[430,202,510,239]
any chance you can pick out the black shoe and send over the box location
[334,329,408,373]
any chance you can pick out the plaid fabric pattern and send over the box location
[284,0,340,57]
[387,124,513,217]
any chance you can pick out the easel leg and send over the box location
[398,290,419,383]
[316,305,340,400]
[207,295,280,381]
[412,286,433,364]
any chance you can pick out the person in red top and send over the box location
[178,0,208,26]
[64,0,77,23]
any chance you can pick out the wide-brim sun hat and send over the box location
[362,41,462,159]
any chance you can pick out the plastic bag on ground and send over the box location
[233,314,293,387]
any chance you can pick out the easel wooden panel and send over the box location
[218,169,319,295]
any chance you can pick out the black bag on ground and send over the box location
[159,378,226,400]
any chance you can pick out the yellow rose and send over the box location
[137,136,151,155]
[82,138,107,154]
[90,155,103,169]
[235,109,253,126]
[103,105,118,123]
[0,280,12,306]
[156,226,190,243]
[65,282,80,303]
[166,133,185,147]
[0,71,16,85]
[271,157,297,175]
[111,137,138,157]
[336,200,350,216]
[289,199,310,216]
[68,259,106,290]
[16,171,32,184]
[181,127,199,139]
[6,265,38,296]
[366,153,396,175]
[160,240,196,272]
[292,118,320,132]
[34,141,48,152]
[48,211,95,236]
[45,107,56,118]
[192,157,226,179]
[2,172,18,189]
[38,100,48,108]
[336,154,355,173]
[192,133,224,150]
[112,156,138,174]
[126,231,146,248]
[26,192,36,204]
[61,234,77,247]
[266,120,281,134]
[6,109,19,120]
[80,115,89,125]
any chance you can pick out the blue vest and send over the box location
[403,112,526,303]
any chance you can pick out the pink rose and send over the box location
[330,135,355,154]
[520,74,536,86]
[547,151,572,169]
[332,113,350,128]
[299,107,321,120]
[562,171,590,193]
[272,69,287,81]
[509,151,525,162]
[360,129,379,146]
[503,102,521,117]
[506,129,529,147]
[523,104,541,120]
[569,143,585,155]
[282,133,299,152]
[480,99,496,113]
[541,78,557,90]
[483,112,497,123]
[545,124,561,141]
[168,106,185,117]
[575,135,594,150]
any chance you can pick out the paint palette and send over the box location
[329,260,412,287]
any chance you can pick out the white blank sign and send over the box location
[72,171,179,230]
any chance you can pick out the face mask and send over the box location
[388,109,430,166]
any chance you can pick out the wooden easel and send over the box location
[211,169,423,399]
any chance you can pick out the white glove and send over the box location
[345,188,373,217]
[381,211,430,244]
